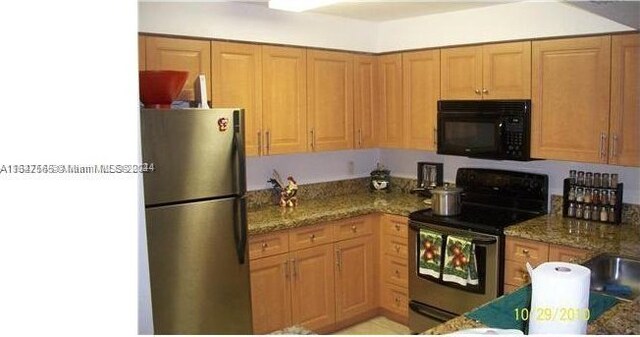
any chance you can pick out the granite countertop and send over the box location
[247,192,428,235]
[425,214,640,335]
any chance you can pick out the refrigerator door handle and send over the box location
[233,196,248,265]
[233,110,247,194]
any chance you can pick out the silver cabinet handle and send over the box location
[257,131,262,156]
[265,130,271,155]
[336,249,342,271]
[283,260,289,279]
[291,259,297,278]
[612,134,618,157]
[433,127,437,146]
[600,132,607,161]
[310,129,315,150]
[482,88,488,94]
[474,89,481,95]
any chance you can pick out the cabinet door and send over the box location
[212,41,263,157]
[145,36,211,101]
[250,254,292,334]
[548,244,590,264]
[262,46,308,155]
[609,33,640,167]
[354,55,377,149]
[441,46,482,99]
[531,36,611,163]
[482,41,531,99]
[290,244,335,332]
[377,53,404,148]
[402,50,440,150]
[307,50,354,152]
[335,236,376,322]
[138,35,146,70]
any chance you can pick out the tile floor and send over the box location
[333,316,412,335]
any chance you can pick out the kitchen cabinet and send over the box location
[138,36,146,70]
[248,231,289,260]
[441,41,531,99]
[335,236,376,323]
[504,236,591,290]
[353,55,377,149]
[250,253,292,334]
[145,36,211,101]
[609,33,640,167]
[211,41,263,156]
[402,49,440,150]
[262,45,308,155]
[531,35,611,163]
[379,214,409,323]
[307,50,354,152]
[377,53,404,148]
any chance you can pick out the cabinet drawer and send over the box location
[381,284,408,317]
[382,216,408,238]
[333,216,373,241]
[382,235,408,259]
[383,255,408,288]
[504,259,531,287]
[289,223,334,251]
[505,237,549,265]
[549,244,590,264]
[249,231,289,260]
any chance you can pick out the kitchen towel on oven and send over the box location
[442,235,479,286]
[418,228,443,279]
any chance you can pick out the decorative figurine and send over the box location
[268,170,298,207]
[370,163,391,193]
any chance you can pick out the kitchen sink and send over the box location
[582,254,640,301]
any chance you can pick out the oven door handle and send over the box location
[409,301,457,323]
[409,222,497,246]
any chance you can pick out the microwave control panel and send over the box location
[503,116,526,158]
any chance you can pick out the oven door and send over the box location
[408,220,502,332]
[437,112,504,159]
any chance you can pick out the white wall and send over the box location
[379,149,640,205]
[375,1,633,52]
[138,1,376,52]
[247,149,379,190]
[138,1,634,53]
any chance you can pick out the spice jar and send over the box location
[593,173,601,188]
[601,190,609,205]
[602,173,610,188]
[583,205,592,220]
[576,203,584,218]
[569,170,577,184]
[610,173,618,188]
[577,171,585,185]
[567,202,576,217]
[600,206,608,222]
[608,207,616,223]
[584,188,592,204]
[609,190,617,206]
[592,189,600,205]
[576,188,584,203]
[568,186,576,201]
[585,172,593,187]
[591,205,599,220]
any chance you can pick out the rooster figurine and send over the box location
[280,176,298,207]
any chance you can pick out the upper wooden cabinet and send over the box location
[138,36,146,70]
[354,55,377,149]
[211,41,263,156]
[609,33,640,167]
[377,53,404,148]
[531,35,611,163]
[441,41,531,99]
[145,36,211,101]
[402,50,440,150]
[307,50,354,152]
[262,46,308,155]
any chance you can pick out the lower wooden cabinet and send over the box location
[250,253,292,334]
[503,236,591,292]
[379,214,409,323]
[335,236,376,322]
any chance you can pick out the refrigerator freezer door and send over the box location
[146,197,252,334]
[141,108,245,205]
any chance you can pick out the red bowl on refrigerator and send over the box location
[139,70,189,108]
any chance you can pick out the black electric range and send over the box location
[409,168,549,235]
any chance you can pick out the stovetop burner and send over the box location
[409,203,542,235]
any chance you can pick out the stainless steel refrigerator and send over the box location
[140,108,252,334]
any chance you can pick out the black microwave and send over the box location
[437,100,532,161]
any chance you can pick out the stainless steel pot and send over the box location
[430,185,462,216]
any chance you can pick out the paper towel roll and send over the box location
[527,262,591,334]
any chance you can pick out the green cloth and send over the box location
[442,235,476,285]
[418,229,443,278]
[465,285,619,332]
